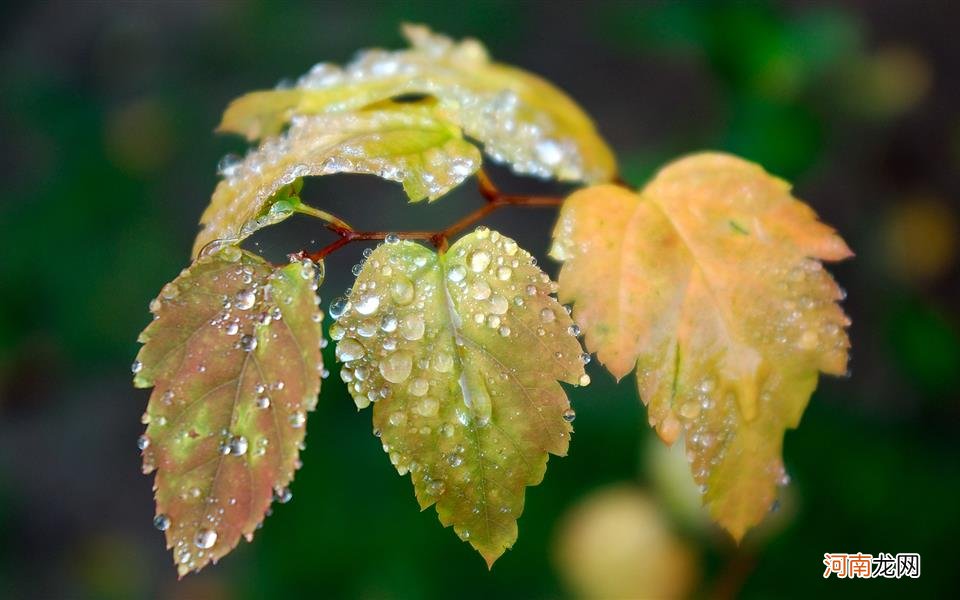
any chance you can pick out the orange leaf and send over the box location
[551,152,851,540]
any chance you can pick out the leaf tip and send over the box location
[481,548,503,570]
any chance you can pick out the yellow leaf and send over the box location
[193,104,481,256]
[550,152,852,540]
[331,229,587,565]
[219,24,616,183]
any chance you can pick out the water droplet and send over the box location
[274,487,293,503]
[131,360,143,374]
[489,295,508,315]
[195,529,218,549]
[498,325,511,337]
[679,401,701,419]
[227,435,248,456]
[337,337,366,361]
[217,153,241,176]
[380,315,398,333]
[379,350,413,384]
[535,139,563,166]
[290,411,306,428]
[328,297,349,320]
[408,378,429,396]
[256,395,271,409]
[399,314,425,341]
[539,308,555,323]
[448,266,466,283]
[235,289,256,310]
[447,453,463,468]
[384,233,400,244]
[469,280,492,300]
[240,334,257,352]
[468,250,491,272]
[496,266,512,281]
[220,245,242,262]
[562,408,576,422]
[434,352,454,373]
[137,435,150,450]
[417,397,439,417]
[580,352,591,364]
[153,514,170,531]
[578,374,591,386]
[567,324,581,337]
[357,319,378,338]
[355,294,380,315]
[390,277,415,305]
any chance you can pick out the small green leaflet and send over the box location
[133,247,324,576]
[193,103,481,256]
[330,229,588,566]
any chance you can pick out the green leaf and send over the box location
[331,229,588,566]
[193,103,481,256]
[133,247,324,576]
[550,153,851,540]
[219,24,616,184]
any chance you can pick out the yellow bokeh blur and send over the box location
[554,485,699,599]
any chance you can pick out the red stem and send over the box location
[299,170,563,262]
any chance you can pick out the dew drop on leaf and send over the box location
[235,289,256,310]
[153,514,171,531]
[274,487,293,504]
[328,297,348,320]
[336,337,366,361]
[240,334,257,352]
[379,350,413,384]
[195,529,218,549]
[390,277,415,305]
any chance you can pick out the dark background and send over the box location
[1,1,958,598]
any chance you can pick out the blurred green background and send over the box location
[1,1,958,598]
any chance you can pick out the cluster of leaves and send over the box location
[133,25,850,576]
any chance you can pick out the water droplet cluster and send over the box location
[290,24,602,183]
[331,228,586,550]
[133,247,324,575]
[198,107,480,254]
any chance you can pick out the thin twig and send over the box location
[297,170,563,262]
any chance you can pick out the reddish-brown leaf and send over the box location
[133,247,323,575]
